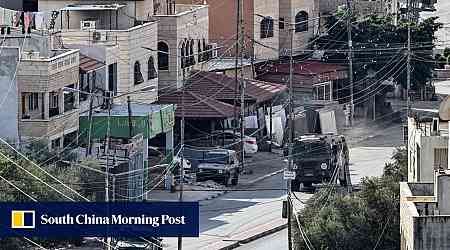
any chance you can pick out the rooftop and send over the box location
[187,71,287,103]
[157,90,237,119]
[208,58,266,71]
[79,53,105,73]
[61,4,126,11]
[81,103,171,117]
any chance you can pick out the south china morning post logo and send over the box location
[0,202,199,237]
[11,210,35,229]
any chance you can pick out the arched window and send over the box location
[260,16,274,38]
[197,40,202,62]
[134,61,143,85]
[202,38,208,60]
[295,11,308,32]
[148,56,157,80]
[158,41,169,70]
[181,40,186,68]
[189,39,195,65]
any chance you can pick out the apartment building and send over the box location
[154,4,210,89]
[38,1,159,104]
[407,116,448,183]
[279,0,319,56]
[319,0,398,18]
[400,171,450,250]
[176,0,280,60]
[0,30,80,149]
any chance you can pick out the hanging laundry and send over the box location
[24,12,31,33]
[34,12,45,30]
[4,8,14,26]
[13,11,22,27]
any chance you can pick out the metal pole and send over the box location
[407,0,411,116]
[287,25,294,250]
[86,92,94,157]
[239,0,245,172]
[347,0,354,126]
[127,96,134,139]
[105,92,112,250]
[112,175,116,202]
[177,67,186,250]
[233,0,240,140]
[269,103,273,152]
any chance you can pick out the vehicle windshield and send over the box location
[294,141,331,159]
[202,153,229,164]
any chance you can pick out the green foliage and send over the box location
[295,148,406,250]
[313,15,442,92]
[0,144,86,247]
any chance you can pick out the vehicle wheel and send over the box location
[231,175,239,186]
[291,180,300,192]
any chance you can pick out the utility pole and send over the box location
[287,24,294,250]
[239,0,245,172]
[233,0,241,139]
[346,0,354,126]
[105,91,112,250]
[86,93,94,157]
[407,0,411,116]
[178,65,186,250]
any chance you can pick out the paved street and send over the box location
[237,228,288,250]
[232,122,404,250]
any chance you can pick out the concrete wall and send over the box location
[400,182,419,250]
[155,5,209,89]
[279,0,319,56]
[39,0,154,30]
[253,0,279,60]
[414,216,450,250]
[17,50,80,140]
[408,118,449,183]
[59,22,159,104]
[0,48,19,141]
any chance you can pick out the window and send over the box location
[64,84,76,112]
[260,17,274,38]
[148,56,157,80]
[134,61,144,85]
[49,91,60,117]
[295,11,308,32]
[279,17,285,30]
[189,39,195,66]
[197,40,203,62]
[434,148,448,170]
[158,41,169,70]
[202,39,208,60]
[28,93,39,111]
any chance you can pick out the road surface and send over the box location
[236,228,288,250]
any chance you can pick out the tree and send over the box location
[0,144,85,248]
[294,148,406,250]
[312,15,442,102]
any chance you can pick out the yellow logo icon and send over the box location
[11,210,35,229]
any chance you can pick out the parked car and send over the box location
[211,130,258,155]
[196,149,240,186]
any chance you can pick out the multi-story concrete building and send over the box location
[154,4,210,89]
[176,0,280,60]
[0,30,80,149]
[400,171,450,250]
[38,2,159,104]
[407,116,448,183]
[279,0,319,56]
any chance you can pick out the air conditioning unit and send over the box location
[92,31,107,42]
[81,20,96,31]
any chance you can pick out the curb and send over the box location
[243,169,284,185]
[217,223,288,250]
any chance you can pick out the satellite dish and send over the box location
[439,96,450,121]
